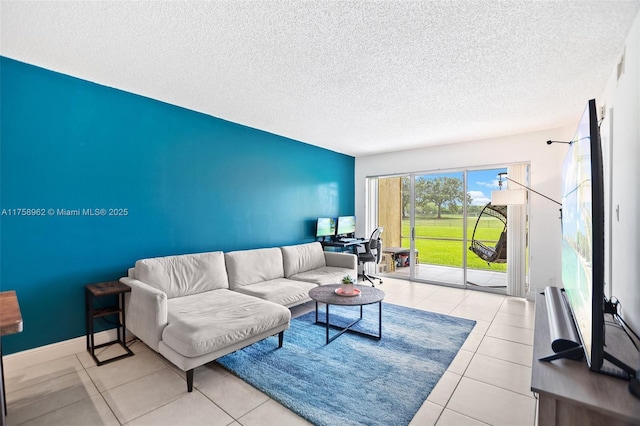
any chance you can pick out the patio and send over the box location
[381,263,507,292]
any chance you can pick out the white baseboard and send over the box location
[3,329,121,372]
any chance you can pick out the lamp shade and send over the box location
[491,189,527,205]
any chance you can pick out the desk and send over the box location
[1,291,23,426]
[531,292,640,425]
[320,239,366,252]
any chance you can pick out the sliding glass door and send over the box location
[376,172,466,287]
[411,172,465,286]
[373,165,520,294]
[376,175,413,278]
[466,169,508,289]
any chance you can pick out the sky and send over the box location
[467,168,507,206]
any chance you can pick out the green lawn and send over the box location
[399,215,507,271]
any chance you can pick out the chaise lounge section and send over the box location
[121,250,291,392]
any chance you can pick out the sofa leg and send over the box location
[186,369,194,392]
[278,331,284,348]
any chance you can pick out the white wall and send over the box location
[356,8,640,332]
[600,11,640,333]
[355,125,573,298]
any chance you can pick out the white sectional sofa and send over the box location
[225,242,359,306]
[121,242,357,391]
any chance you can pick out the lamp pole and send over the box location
[497,172,563,219]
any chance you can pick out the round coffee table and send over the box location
[308,284,385,344]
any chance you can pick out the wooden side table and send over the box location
[85,280,134,366]
[1,291,23,426]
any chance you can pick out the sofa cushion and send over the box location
[281,242,327,278]
[289,266,354,286]
[163,289,290,358]
[225,247,285,289]
[232,278,316,307]
[135,252,229,299]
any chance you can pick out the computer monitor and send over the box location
[336,216,356,237]
[316,217,336,238]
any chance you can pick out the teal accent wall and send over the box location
[0,57,354,354]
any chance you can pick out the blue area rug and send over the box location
[217,302,476,426]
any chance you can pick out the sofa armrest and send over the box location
[324,251,357,272]
[121,277,168,352]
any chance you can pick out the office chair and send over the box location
[358,227,384,286]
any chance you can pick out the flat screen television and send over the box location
[316,217,336,238]
[555,99,638,390]
[336,216,356,237]
[561,98,605,371]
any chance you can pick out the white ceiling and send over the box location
[1,1,638,157]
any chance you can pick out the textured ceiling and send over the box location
[1,1,639,156]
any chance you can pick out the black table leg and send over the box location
[326,304,329,344]
[317,303,381,344]
[379,301,382,339]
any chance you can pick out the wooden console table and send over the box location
[531,292,640,425]
[1,291,23,426]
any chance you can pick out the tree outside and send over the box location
[402,176,472,218]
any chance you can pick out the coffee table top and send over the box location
[309,284,385,306]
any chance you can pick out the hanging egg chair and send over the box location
[469,202,508,264]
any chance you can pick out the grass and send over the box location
[399,215,507,272]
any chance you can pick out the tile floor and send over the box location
[4,278,537,425]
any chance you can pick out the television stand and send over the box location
[539,345,583,362]
[531,292,640,425]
